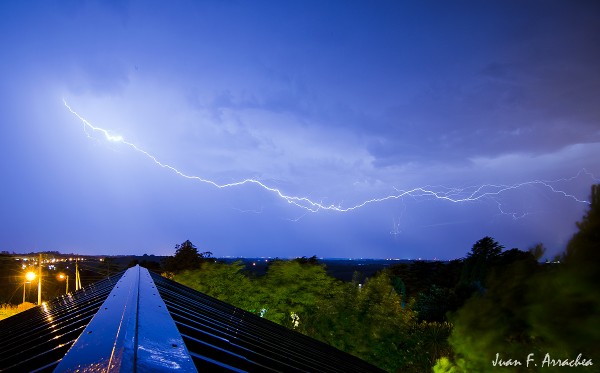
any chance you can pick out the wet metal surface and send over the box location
[53,266,140,372]
[136,267,196,371]
[1,266,381,372]
[0,273,124,372]
[54,265,196,372]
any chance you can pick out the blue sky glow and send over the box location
[1,1,599,259]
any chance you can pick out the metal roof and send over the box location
[0,272,124,372]
[0,265,383,372]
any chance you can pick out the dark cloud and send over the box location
[340,1,600,167]
[1,0,598,259]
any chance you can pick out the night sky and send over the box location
[1,1,599,259]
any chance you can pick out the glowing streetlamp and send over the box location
[23,271,36,304]
[57,273,69,294]
[25,271,36,282]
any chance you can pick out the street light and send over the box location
[23,271,36,304]
[57,273,69,294]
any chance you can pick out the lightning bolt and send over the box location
[390,218,402,236]
[63,99,596,214]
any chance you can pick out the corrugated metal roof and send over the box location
[53,265,196,372]
[150,271,383,372]
[0,273,124,372]
[0,266,383,372]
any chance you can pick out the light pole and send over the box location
[38,254,42,305]
[58,273,69,294]
[23,271,36,304]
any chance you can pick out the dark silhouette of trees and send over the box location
[126,259,162,273]
[388,259,465,322]
[459,236,503,288]
[163,240,214,272]
[293,255,319,265]
[414,284,457,322]
[389,261,437,298]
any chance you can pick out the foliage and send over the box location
[414,285,457,322]
[174,261,259,312]
[388,259,465,323]
[170,258,450,372]
[259,260,341,327]
[166,189,600,372]
[413,321,454,370]
[302,271,419,371]
[433,357,465,373]
[389,261,438,298]
[526,184,600,362]
[446,254,542,372]
[436,185,600,372]
[166,222,599,372]
[564,184,600,275]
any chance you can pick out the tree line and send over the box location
[163,185,599,372]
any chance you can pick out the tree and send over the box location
[163,240,213,272]
[127,259,162,273]
[303,271,417,371]
[527,184,600,362]
[258,260,341,328]
[169,256,455,372]
[460,236,504,287]
[173,261,259,312]
[293,255,319,265]
[414,284,456,322]
[564,184,600,273]
[388,261,437,298]
[442,252,541,372]
[413,321,454,370]
[435,185,600,372]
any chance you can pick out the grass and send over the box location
[0,302,36,321]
